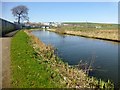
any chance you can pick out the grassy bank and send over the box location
[11,30,114,88]
[48,25,119,42]
[11,31,65,88]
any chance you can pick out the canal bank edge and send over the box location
[47,29,120,42]
[23,30,114,88]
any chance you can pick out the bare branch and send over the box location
[11,5,29,24]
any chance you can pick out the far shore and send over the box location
[47,29,120,42]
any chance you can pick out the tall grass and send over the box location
[52,25,119,41]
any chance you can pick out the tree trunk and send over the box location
[18,15,20,24]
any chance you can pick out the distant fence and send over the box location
[0,18,21,36]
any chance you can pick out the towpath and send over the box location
[0,30,18,89]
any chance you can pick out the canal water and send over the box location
[32,30,119,86]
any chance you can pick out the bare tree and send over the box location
[11,5,29,24]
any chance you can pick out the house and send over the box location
[95,26,102,29]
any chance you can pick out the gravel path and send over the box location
[1,30,18,88]
[2,37,11,88]
[0,38,2,89]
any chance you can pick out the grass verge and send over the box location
[11,31,66,88]
[11,30,114,88]
[48,27,119,42]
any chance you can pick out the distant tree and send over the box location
[11,5,29,24]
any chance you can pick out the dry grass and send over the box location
[48,29,119,42]
[66,30,119,41]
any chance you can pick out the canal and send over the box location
[32,30,119,86]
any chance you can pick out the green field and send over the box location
[61,22,118,31]
[51,22,119,41]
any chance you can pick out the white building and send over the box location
[95,26,102,29]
